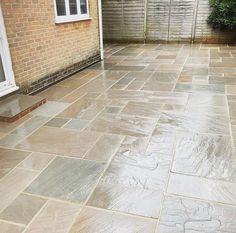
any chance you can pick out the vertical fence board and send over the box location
[169,0,195,41]
[146,0,170,41]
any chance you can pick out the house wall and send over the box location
[1,0,100,93]
[102,0,236,43]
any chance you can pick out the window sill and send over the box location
[55,17,92,24]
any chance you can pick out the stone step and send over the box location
[0,94,46,123]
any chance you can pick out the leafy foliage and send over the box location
[207,0,236,30]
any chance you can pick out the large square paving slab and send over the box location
[25,157,105,203]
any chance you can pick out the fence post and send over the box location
[144,0,148,43]
[191,0,200,43]
[167,0,172,42]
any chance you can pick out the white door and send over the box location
[0,5,18,97]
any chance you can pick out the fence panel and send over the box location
[102,0,145,41]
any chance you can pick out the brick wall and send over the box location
[1,0,100,90]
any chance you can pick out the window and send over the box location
[54,0,90,23]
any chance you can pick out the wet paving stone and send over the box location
[25,157,105,203]
[16,127,101,158]
[0,148,30,178]
[88,113,157,137]
[158,111,230,135]
[0,194,46,225]
[175,83,225,94]
[172,133,236,181]
[68,207,157,233]
[157,196,236,233]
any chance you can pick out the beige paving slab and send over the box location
[142,82,174,92]
[158,112,230,135]
[97,70,128,81]
[18,152,55,171]
[124,71,153,81]
[125,80,145,90]
[68,207,157,233]
[175,83,225,94]
[24,200,81,233]
[168,173,236,205]
[0,221,24,233]
[11,116,50,136]
[88,113,157,137]
[36,85,76,101]
[0,148,31,179]
[88,182,163,218]
[16,127,101,158]
[187,93,227,107]
[59,89,87,103]
[76,78,115,93]
[30,101,69,117]
[0,133,24,148]
[57,98,109,120]
[56,78,90,88]
[121,101,162,118]
[84,134,124,161]
[63,119,90,131]
[44,117,69,128]
[0,193,46,225]
[105,89,188,105]
[0,168,39,212]
[149,71,179,83]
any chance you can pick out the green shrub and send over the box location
[207,0,236,30]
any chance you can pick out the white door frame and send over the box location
[0,5,18,97]
[98,0,104,60]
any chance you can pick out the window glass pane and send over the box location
[56,0,66,16]
[0,55,6,83]
[80,0,87,14]
[69,0,78,15]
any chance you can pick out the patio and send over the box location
[0,43,236,232]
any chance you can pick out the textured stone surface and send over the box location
[172,133,236,181]
[157,196,236,233]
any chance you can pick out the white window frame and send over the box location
[54,0,90,24]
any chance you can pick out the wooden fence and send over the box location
[102,0,236,43]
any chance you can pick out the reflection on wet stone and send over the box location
[157,196,236,233]
[172,133,236,181]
